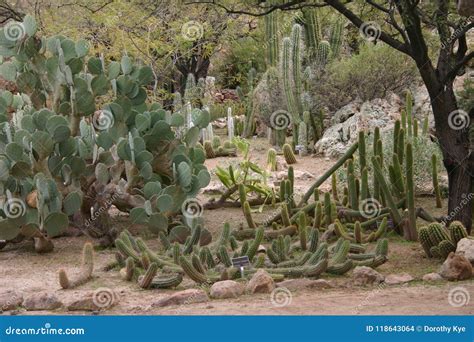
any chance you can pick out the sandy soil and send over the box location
[1,137,473,316]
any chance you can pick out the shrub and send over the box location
[312,43,417,112]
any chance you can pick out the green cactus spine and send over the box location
[291,24,304,115]
[323,192,333,227]
[438,239,456,259]
[329,19,343,59]
[315,40,330,69]
[449,221,468,244]
[192,254,206,274]
[309,228,320,252]
[331,173,339,201]
[418,226,433,257]
[204,140,215,158]
[298,212,308,250]
[372,156,402,227]
[138,262,159,289]
[406,92,413,137]
[243,201,257,229]
[149,274,183,289]
[172,242,181,264]
[218,246,232,267]
[281,202,291,227]
[179,256,209,284]
[326,259,353,275]
[313,201,322,230]
[264,0,279,67]
[267,148,278,171]
[283,143,297,164]
[405,143,417,240]
[183,225,201,254]
[302,8,321,61]
[58,242,94,289]
[246,227,264,261]
[354,221,362,244]
[298,121,308,156]
[431,154,442,208]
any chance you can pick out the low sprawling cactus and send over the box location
[58,242,94,289]
[0,16,211,251]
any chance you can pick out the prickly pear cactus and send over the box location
[0,16,211,251]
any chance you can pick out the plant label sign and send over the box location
[232,256,250,277]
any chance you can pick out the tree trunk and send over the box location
[429,85,473,233]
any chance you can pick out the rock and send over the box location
[276,278,333,291]
[0,290,23,311]
[422,273,443,282]
[456,238,474,266]
[439,252,472,281]
[151,289,209,308]
[67,292,118,311]
[330,101,362,125]
[314,97,401,157]
[384,273,414,285]
[246,269,275,294]
[210,280,244,299]
[352,266,385,286]
[23,292,63,311]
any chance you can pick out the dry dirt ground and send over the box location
[1,137,473,315]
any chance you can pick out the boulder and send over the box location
[0,290,23,311]
[384,273,414,285]
[67,292,117,311]
[23,292,63,311]
[352,266,385,286]
[210,280,244,299]
[456,238,474,266]
[276,278,333,291]
[152,289,209,308]
[439,252,472,281]
[246,269,275,294]
[422,273,443,282]
[314,97,401,157]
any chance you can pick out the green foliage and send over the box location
[0,16,210,250]
[313,43,417,112]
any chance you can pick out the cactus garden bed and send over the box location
[0,143,472,315]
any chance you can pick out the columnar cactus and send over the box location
[431,154,442,208]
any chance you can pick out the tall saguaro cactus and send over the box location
[301,8,322,61]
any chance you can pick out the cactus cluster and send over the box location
[203,138,237,159]
[418,221,468,259]
[0,16,211,251]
